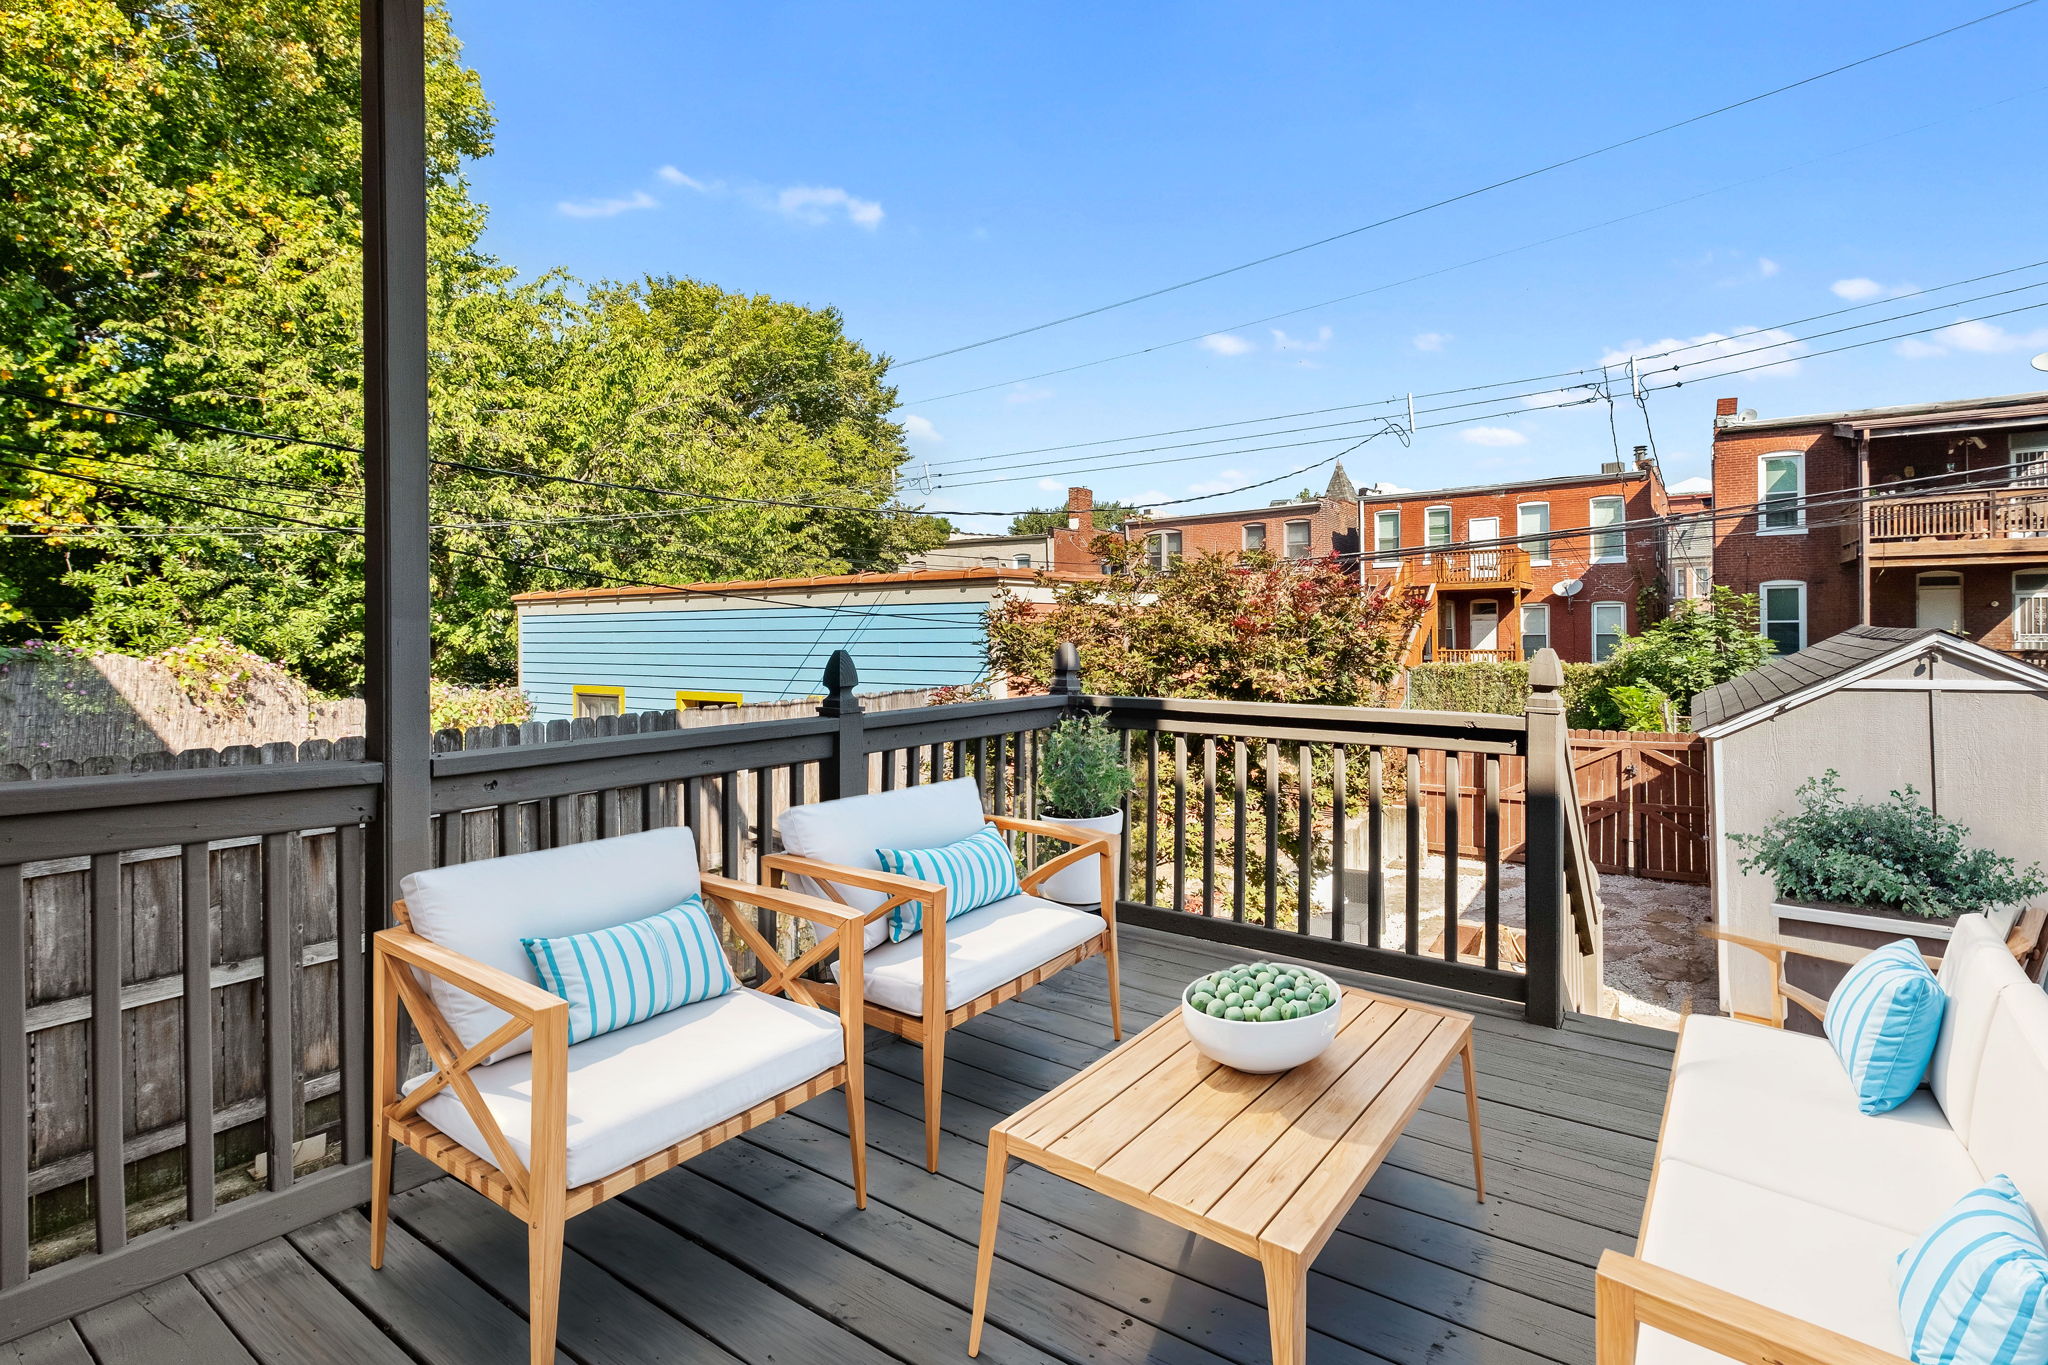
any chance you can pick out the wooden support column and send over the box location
[1522,648,1569,1027]
[362,0,434,910]
[1856,434,1872,626]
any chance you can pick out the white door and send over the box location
[1916,573,1964,634]
[1469,600,1500,651]
[1468,517,1500,576]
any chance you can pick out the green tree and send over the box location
[1006,501,1137,535]
[1592,586,1775,728]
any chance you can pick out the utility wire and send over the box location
[893,1,2041,367]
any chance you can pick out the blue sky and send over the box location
[446,0,2048,530]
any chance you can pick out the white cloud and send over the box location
[556,189,658,219]
[1369,482,1413,494]
[1667,475,1712,493]
[1757,258,1780,278]
[1462,426,1528,448]
[1270,326,1333,352]
[1895,319,2048,359]
[1412,332,1451,352]
[775,185,884,229]
[1198,332,1256,356]
[1036,478,1065,491]
[1185,469,1249,496]
[656,165,714,192]
[900,414,941,443]
[1603,327,1806,380]
[1831,277,1885,301]
[1004,384,1054,405]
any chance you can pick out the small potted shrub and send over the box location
[1036,715,1136,905]
[1732,771,2046,1026]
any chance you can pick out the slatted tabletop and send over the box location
[971,986,1483,1365]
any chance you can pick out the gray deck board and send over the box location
[10,927,1668,1365]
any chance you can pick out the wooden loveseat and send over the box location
[1598,912,2048,1364]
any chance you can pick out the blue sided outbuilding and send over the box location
[513,567,1073,719]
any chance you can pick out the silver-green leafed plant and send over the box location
[1039,715,1135,820]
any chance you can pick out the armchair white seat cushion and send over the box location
[399,826,703,1062]
[1658,1013,1982,1235]
[406,986,843,1188]
[1635,1158,1912,1365]
[778,778,987,950]
[1962,979,2048,1214]
[829,893,1103,1015]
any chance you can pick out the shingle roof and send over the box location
[1688,626,1943,731]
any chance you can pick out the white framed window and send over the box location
[1589,496,1625,562]
[1520,603,1550,657]
[2012,432,2048,488]
[1242,522,1266,552]
[572,685,625,719]
[1591,601,1626,662]
[1692,565,1712,598]
[1423,505,1451,561]
[1437,599,1457,651]
[1146,530,1182,570]
[1011,553,1033,568]
[1760,580,1806,654]
[1759,452,1805,533]
[2014,570,2048,649]
[1517,502,1551,564]
[1373,509,1401,565]
[1283,519,1312,559]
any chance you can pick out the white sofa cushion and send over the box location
[1964,980,2048,1214]
[1931,913,2026,1142]
[1635,1157,1913,1365]
[777,779,987,950]
[830,893,1103,1015]
[1659,1014,1981,1235]
[407,987,843,1189]
[399,827,703,1061]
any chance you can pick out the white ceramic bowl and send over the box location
[1180,965,1344,1073]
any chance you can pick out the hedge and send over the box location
[1404,660,1610,727]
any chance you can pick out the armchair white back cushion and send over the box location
[399,826,703,1061]
[1964,979,2048,1214]
[1930,913,2026,1141]
[778,778,987,950]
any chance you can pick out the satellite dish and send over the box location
[2032,352,2048,373]
[1557,578,1585,597]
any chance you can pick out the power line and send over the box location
[892,2,2040,368]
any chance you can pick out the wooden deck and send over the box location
[0,927,1672,1365]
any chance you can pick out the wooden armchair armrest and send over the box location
[988,813,1115,904]
[375,928,569,1021]
[1702,927,1939,1028]
[985,813,1112,848]
[760,852,947,907]
[1596,1251,1906,1365]
[700,872,866,930]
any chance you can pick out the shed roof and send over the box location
[1689,625,2047,732]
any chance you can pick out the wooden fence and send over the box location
[1416,729,1708,883]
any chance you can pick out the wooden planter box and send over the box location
[1771,900,2013,1036]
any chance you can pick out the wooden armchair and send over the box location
[370,826,868,1365]
[764,777,1121,1170]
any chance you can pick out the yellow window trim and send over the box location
[676,689,744,709]
[571,684,626,718]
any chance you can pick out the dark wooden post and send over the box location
[818,649,868,800]
[1522,647,1569,1026]
[1050,641,1082,702]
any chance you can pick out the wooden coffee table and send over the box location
[966,988,1483,1365]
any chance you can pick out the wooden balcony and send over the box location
[1436,647,1521,664]
[1398,548,1535,593]
[1845,486,2048,566]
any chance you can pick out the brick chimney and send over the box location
[1066,486,1094,532]
[1715,397,1739,418]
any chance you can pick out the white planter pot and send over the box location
[1036,810,1123,907]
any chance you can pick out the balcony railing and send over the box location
[1435,647,1520,664]
[1863,487,2048,542]
[1398,547,1534,590]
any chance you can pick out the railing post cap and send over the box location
[1527,648,1566,691]
[820,649,863,718]
[1051,641,1082,696]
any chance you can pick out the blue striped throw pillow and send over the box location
[1823,938,1946,1115]
[874,823,1022,943]
[1896,1175,2048,1365]
[521,893,736,1044]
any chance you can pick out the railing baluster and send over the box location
[1367,747,1384,949]
[181,843,217,1217]
[438,804,464,867]
[1296,743,1313,935]
[1263,741,1280,929]
[1443,752,1462,962]
[91,852,126,1251]
[720,773,743,879]
[262,832,298,1192]
[548,792,575,848]
[498,799,522,857]
[1171,737,1188,916]
[597,785,619,839]
[1,863,29,1287]
[1231,741,1248,924]
[1404,750,1422,955]
[1331,746,1348,944]
[1200,738,1217,920]
[684,778,706,864]
[1116,729,1132,901]
[1484,754,1503,971]
[991,733,1009,817]
[1143,732,1159,906]
[975,736,991,806]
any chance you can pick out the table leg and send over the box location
[967,1130,1010,1357]
[1461,1035,1486,1203]
[1258,1245,1307,1365]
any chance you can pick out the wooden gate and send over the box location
[1418,729,1707,882]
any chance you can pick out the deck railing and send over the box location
[1399,547,1533,588]
[0,644,1596,1339]
[1864,487,2048,541]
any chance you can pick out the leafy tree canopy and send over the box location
[1006,501,1138,535]
[0,0,942,690]
[987,538,1423,705]
[1588,586,1775,729]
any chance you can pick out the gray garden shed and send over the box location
[1692,625,2048,1022]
